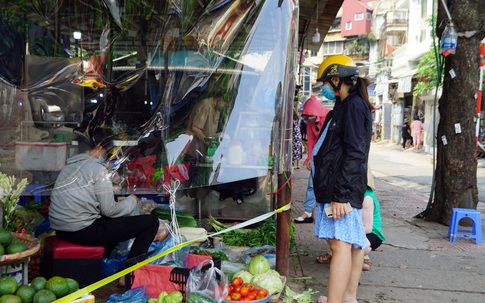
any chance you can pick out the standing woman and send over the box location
[312,55,373,303]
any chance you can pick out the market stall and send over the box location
[0,0,297,301]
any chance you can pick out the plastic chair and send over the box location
[448,208,482,245]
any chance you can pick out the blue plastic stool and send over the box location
[448,208,482,245]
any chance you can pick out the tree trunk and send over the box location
[426,0,485,225]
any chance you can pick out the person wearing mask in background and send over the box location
[294,95,330,223]
[49,127,160,285]
[411,117,423,150]
[312,55,373,303]
[402,118,413,150]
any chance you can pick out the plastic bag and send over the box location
[220,261,248,280]
[106,286,149,303]
[186,259,228,303]
[149,234,190,267]
[154,219,170,242]
[102,239,134,277]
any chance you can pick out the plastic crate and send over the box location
[125,253,221,299]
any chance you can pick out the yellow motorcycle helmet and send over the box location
[314,55,358,87]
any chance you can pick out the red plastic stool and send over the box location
[41,236,105,287]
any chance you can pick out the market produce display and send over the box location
[147,290,183,303]
[223,277,269,302]
[0,228,27,256]
[0,275,79,303]
[190,247,228,261]
[151,208,198,228]
[208,217,296,249]
[227,255,284,299]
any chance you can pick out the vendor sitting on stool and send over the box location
[49,127,159,284]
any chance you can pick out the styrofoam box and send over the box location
[15,142,67,171]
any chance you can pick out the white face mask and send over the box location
[307,116,317,123]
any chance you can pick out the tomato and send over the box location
[257,288,268,298]
[247,293,257,300]
[239,286,249,298]
[231,277,243,287]
[225,295,232,301]
[242,283,255,292]
[234,286,241,293]
[248,290,258,298]
[231,292,242,301]
[228,285,234,294]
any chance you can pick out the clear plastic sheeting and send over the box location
[0,0,297,215]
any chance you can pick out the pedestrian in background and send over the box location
[292,109,303,169]
[312,54,373,303]
[300,115,307,153]
[293,95,330,223]
[411,117,423,150]
[402,118,413,150]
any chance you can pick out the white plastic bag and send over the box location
[186,259,228,303]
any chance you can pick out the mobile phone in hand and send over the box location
[324,202,352,218]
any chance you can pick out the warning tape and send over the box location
[54,203,291,303]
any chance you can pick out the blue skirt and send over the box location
[314,203,367,249]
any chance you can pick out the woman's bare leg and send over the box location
[327,239,352,303]
[343,247,364,303]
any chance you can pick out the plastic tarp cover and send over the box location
[0,0,297,196]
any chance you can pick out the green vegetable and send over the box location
[208,217,296,249]
[151,208,198,227]
[248,255,271,275]
[148,298,157,303]
[281,286,319,303]
[186,293,217,303]
[265,269,281,278]
[190,247,229,261]
[252,273,284,295]
[163,291,183,303]
[157,291,168,303]
[232,270,253,283]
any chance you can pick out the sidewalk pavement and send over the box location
[286,155,485,303]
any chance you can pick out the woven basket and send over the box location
[0,232,40,263]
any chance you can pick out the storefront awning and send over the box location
[374,79,398,94]
[396,69,418,93]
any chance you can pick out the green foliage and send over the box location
[345,36,370,56]
[412,44,443,97]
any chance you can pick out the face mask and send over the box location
[308,116,317,123]
[321,83,335,100]
[98,156,106,163]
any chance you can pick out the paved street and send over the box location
[287,142,485,303]
[369,142,485,204]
